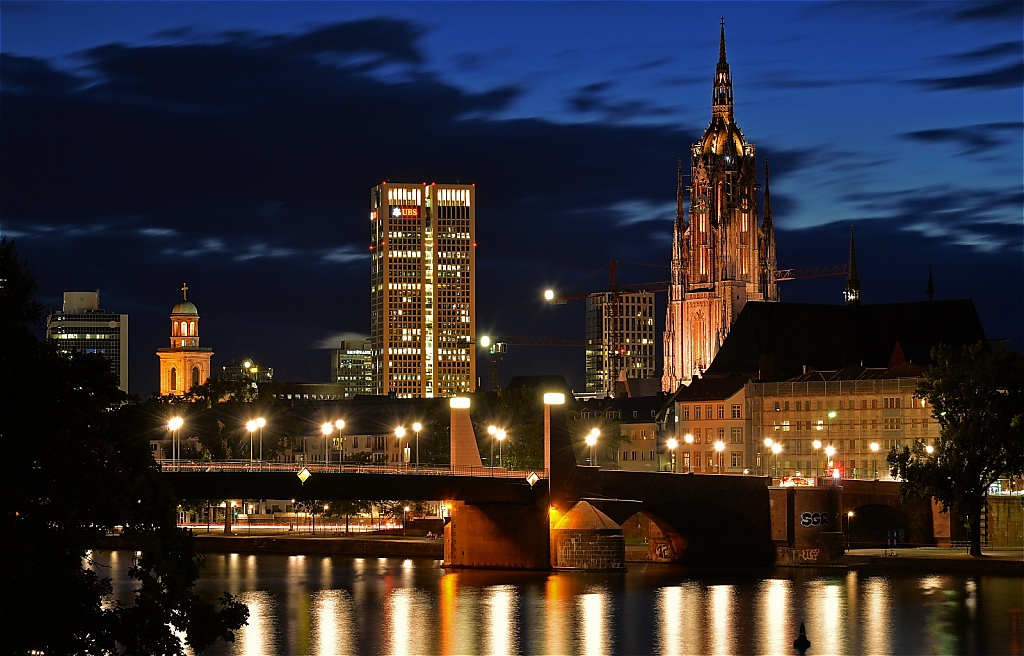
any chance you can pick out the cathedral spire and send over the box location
[844,225,861,305]
[712,18,734,122]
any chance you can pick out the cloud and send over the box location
[915,60,1024,91]
[900,122,1023,157]
[951,1,1024,22]
[565,80,675,121]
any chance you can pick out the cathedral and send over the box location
[662,22,779,392]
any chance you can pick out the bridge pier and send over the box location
[443,498,550,570]
[771,484,844,565]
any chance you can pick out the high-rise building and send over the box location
[370,182,476,398]
[585,291,656,396]
[46,290,129,393]
[156,283,213,396]
[663,22,779,391]
[332,339,373,398]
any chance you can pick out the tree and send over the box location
[888,341,1024,556]
[0,238,247,653]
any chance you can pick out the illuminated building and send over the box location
[663,21,779,391]
[156,283,213,396]
[586,291,656,397]
[46,290,129,393]
[332,339,373,398]
[370,182,476,398]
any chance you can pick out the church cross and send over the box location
[182,282,188,300]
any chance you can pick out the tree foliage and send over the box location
[0,238,247,653]
[887,341,1024,556]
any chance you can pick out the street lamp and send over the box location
[812,439,822,478]
[403,505,410,537]
[487,425,497,469]
[771,442,782,479]
[321,422,334,470]
[256,417,266,470]
[543,393,565,498]
[925,444,934,455]
[870,442,879,479]
[395,426,407,468]
[586,427,600,467]
[168,416,183,471]
[413,422,422,470]
[825,445,836,475]
[684,433,694,472]
[246,419,259,470]
[495,428,506,468]
[667,437,678,472]
[714,440,725,474]
[335,419,345,470]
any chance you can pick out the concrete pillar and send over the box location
[444,498,550,570]
[774,485,843,564]
[449,399,482,468]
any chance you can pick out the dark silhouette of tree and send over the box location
[888,341,1024,556]
[0,238,247,654]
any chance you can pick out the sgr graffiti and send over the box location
[800,511,831,527]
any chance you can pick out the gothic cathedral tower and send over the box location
[157,283,213,396]
[662,22,779,391]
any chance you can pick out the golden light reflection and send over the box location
[484,585,517,656]
[806,580,845,656]
[710,585,733,656]
[862,576,891,655]
[386,588,432,655]
[657,584,703,656]
[288,555,312,655]
[313,590,355,656]
[578,592,610,656]
[440,573,459,655]
[545,575,569,654]
[758,578,791,655]
[240,591,274,656]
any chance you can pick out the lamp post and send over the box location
[395,426,407,468]
[870,442,879,479]
[772,442,782,479]
[587,427,600,467]
[714,440,725,474]
[495,429,506,468]
[246,419,258,470]
[321,422,334,470]
[667,437,678,473]
[825,445,836,475]
[812,439,822,479]
[543,393,565,503]
[413,422,422,471]
[684,433,694,472]
[487,425,497,469]
[168,416,183,471]
[335,419,345,470]
[403,505,410,537]
[256,417,266,470]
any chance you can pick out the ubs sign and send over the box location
[390,206,420,218]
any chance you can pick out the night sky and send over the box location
[2,1,1021,398]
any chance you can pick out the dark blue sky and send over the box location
[2,1,1021,397]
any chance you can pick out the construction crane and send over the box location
[543,260,849,394]
[478,335,585,392]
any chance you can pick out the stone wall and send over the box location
[552,529,626,571]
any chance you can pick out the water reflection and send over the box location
[86,552,1023,655]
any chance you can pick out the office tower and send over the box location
[585,291,656,396]
[156,283,213,396]
[370,182,476,398]
[663,22,779,391]
[46,290,129,393]
[332,339,373,398]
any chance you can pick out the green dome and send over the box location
[172,301,198,315]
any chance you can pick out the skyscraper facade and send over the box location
[46,291,129,393]
[663,22,779,392]
[370,182,476,398]
[585,291,656,396]
[332,339,373,398]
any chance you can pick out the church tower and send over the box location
[156,283,213,396]
[662,21,779,391]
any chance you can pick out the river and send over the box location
[92,551,1022,655]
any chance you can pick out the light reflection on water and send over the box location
[90,552,1023,655]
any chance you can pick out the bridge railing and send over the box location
[158,460,546,480]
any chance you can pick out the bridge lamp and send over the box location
[543,393,564,484]
[544,289,555,301]
[667,437,678,473]
[334,419,346,468]
[870,442,880,479]
[487,425,497,468]
[587,428,600,467]
[413,422,423,470]
[684,433,694,473]
[825,445,836,473]
[168,416,184,471]
[449,397,470,409]
[246,419,261,468]
[495,429,506,468]
[255,417,266,469]
[321,422,334,469]
[771,442,782,479]
[403,506,410,537]
[395,426,407,467]
[714,440,725,474]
